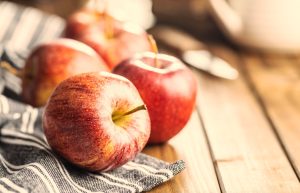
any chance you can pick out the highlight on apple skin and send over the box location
[21,38,108,107]
[113,52,198,144]
[43,72,151,172]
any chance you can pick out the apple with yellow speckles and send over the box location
[43,72,150,171]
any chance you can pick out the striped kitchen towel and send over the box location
[0,1,185,192]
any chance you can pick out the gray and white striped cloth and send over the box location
[0,1,185,192]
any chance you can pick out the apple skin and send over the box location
[64,9,151,70]
[43,72,150,172]
[21,38,108,107]
[113,52,197,144]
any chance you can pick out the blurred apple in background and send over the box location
[75,22,151,70]
[64,8,116,39]
[65,7,152,70]
[113,38,197,144]
[22,38,108,107]
[43,72,150,171]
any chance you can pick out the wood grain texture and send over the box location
[195,45,300,193]
[144,111,221,193]
[241,52,300,179]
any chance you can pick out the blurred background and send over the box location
[6,0,300,53]
[5,0,224,42]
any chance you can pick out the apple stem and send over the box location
[93,0,100,12]
[105,14,114,39]
[147,35,160,68]
[93,0,113,39]
[0,61,22,78]
[112,104,146,122]
[93,0,106,13]
[90,0,113,39]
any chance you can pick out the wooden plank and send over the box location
[241,52,300,179]
[144,111,221,193]
[195,45,300,192]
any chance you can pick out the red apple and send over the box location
[22,38,108,107]
[43,72,150,172]
[113,52,197,144]
[65,9,151,70]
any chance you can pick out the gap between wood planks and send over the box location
[196,106,226,193]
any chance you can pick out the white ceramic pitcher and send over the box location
[208,0,300,52]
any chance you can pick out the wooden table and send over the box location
[3,1,300,192]
[144,41,300,193]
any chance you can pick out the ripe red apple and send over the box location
[64,8,151,70]
[113,52,197,144]
[43,72,150,172]
[21,38,108,107]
